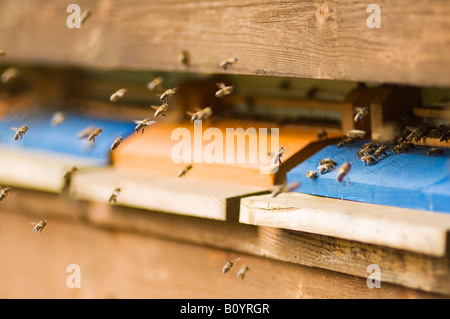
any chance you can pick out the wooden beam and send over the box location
[0,1,450,86]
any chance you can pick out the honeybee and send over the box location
[77,126,96,139]
[273,146,286,165]
[306,171,318,179]
[336,162,351,183]
[32,220,47,233]
[271,182,300,198]
[354,106,369,123]
[337,137,358,147]
[178,164,193,178]
[222,260,234,274]
[317,129,328,140]
[319,157,337,166]
[0,186,11,201]
[11,125,29,141]
[178,50,190,66]
[51,112,66,127]
[392,141,415,154]
[110,88,127,102]
[151,102,169,118]
[237,265,249,280]
[215,83,234,98]
[1,67,19,83]
[160,87,178,103]
[356,141,379,158]
[111,136,123,151]
[219,57,238,70]
[109,187,121,203]
[318,162,336,174]
[427,147,444,156]
[147,76,163,91]
[0,50,5,57]
[187,107,213,122]
[62,166,78,192]
[134,118,156,134]
[88,127,103,142]
[406,127,425,143]
[80,9,91,25]
[373,145,388,159]
[361,155,376,166]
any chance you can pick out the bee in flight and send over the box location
[237,265,249,280]
[160,87,178,103]
[0,186,11,201]
[110,88,127,102]
[354,106,369,123]
[178,50,190,67]
[1,67,19,83]
[109,187,121,203]
[51,112,66,127]
[147,76,164,92]
[215,83,234,98]
[187,107,212,122]
[222,258,240,274]
[273,146,286,165]
[219,57,238,70]
[151,102,169,118]
[88,127,103,143]
[317,129,328,140]
[31,220,47,233]
[271,182,300,198]
[134,118,156,134]
[0,50,5,57]
[336,162,351,184]
[111,136,123,151]
[11,124,29,141]
[80,9,91,25]
[178,164,193,178]
[77,126,96,139]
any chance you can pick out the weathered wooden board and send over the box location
[240,192,450,257]
[0,0,449,86]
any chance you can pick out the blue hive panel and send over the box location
[287,141,450,214]
[0,111,137,165]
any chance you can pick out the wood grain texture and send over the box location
[240,192,450,257]
[1,187,449,296]
[0,0,449,86]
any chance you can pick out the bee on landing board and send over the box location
[134,118,156,134]
[151,102,169,118]
[215,83,234,98]
[187,107,212,122]
[31,220,47,233]
[178,164,193,178]
[110,88,127,102]
[427,147,444,156]
[111,136,123,151]
[306,170,318,179]
[88,127,102,143]
[109,187,121,203]
[219,57,238,70]
[160,87,178,103]
[0,186,11,201]
[373,145,388,159]
[354,106,369,123]
[361,155,376,166]
[11,125,28,141]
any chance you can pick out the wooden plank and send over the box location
[71,167,269,221]
[0,210,444,299]
[413,107,450,120]
[1,187,449,295]
[240,193,450,257]
[0,1,450,86]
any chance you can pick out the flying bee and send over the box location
[151,102,169,118]
[62,166,78,192]
[80,9,91,25]
[111,136,123,151]
[187,107,213,122]
[373,145,388,159]
[160,87,178,103]
[318,162,336,174]
[215,83,234,98]
[237,265,249,280]
[273,146,286,165]
[147,76,164,91]
[178,164,193,178]
[77,126,96,139]
[306,171,318,179]
[0,186,11,201]
[317,129,328,140]
[31,220,47,233]
[346,130,366,139]
[134,118,156,134]
[0,50,5,57]
[11,124,29,141]
[354,106,369,123]
[51,112,66,127]
[319,157,337,166]
[178,50,190,66]
[110,88,127,102]
[271,182,300,198]
[336,162,351,184]
[109,187,121,203]
[219,57,238,70]
[1,67,19,83]
[361,155,376,166]
[222,258,240,274]
[88,127,102,143]
[427,147,444,156]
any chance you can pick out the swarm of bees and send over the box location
[220,57,238,70]
[11,124,29,141]
[186,107,212,122]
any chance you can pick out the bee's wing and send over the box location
[133,120,143,124]
[150,105,160,110]
[216,82,225,89]
[186,111,195,116]
[147,120,156,126]
[10,127,19,131]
